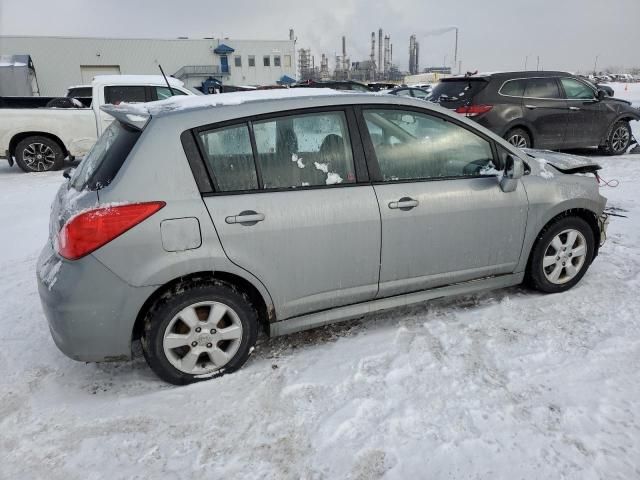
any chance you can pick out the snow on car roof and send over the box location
[91,75,185,87]
[112,88,359,117]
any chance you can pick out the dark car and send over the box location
[429,71,640,155]
[293,80,372,92]
[388,86,431,100]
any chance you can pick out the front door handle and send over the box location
[225,210,265,225]
[524,104,537,109]
[388,197,419,211]
[568,106,581,111]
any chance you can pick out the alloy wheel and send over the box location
[508,134,528,148]
[542,229,588,285]
[162,301,243,374]
[611,125,630,152]
[22,143,56,171]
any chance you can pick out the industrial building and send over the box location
[0,35,297,96]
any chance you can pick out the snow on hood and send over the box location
[522,149,601,175]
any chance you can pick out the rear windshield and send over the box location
[429,79,489,103]
[70,120,141,191]
[66,87,92,98]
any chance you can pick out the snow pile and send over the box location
[1,154,640,478]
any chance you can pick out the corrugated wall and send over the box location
[0,36,296,95]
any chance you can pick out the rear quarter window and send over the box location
[499,79,527,97]
[70,121,141,191]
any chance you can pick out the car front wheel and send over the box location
[527,216,595,293]
[15,135,65,172]
[600,120,632,156]
[142,281,259,385]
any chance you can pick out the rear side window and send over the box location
[499,79,527,97]
[155,86,188,100]
[198,124,258,192]
[253,112,356,188]
[104,85,147,104]
[429,79,488,103]
[70,121,141,190]
[523,78,561,99]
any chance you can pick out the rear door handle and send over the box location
[568,106,581,111]
[524,104,537,109]
[225,210,265,225]
[388,197,419,210]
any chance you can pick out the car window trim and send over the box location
[498,76,566,101]
[354,104,502,184]
[190,105,369,195]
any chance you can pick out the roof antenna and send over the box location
[158,64,175,96]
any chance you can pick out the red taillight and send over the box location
[56,202,165,260]
[455,104,493,117]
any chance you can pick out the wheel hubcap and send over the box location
[542,229,588,285]
[162,301,243,375]
[508,134,528,148]
[611,126,630,152]
[22,143,56,171]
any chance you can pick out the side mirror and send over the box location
[597,89,606,101]
[500,155,523,192]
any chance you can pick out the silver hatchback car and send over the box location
[37,89,608,384]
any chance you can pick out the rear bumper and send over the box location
[37,242,156,362]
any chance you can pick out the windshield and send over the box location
[70,121,141,191]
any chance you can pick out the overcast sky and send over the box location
[1,0,638,74]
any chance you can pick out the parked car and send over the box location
[388,86,431,100]
[0,75,194,172]
[293,80,372,92]
[429,71,640,155]
[37,89,608,385]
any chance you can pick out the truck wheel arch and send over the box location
[9,131,68,159]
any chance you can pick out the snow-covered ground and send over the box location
[1,149,640,479]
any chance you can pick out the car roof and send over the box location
[443,71,573,81]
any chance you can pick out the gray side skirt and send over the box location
[269,273,525,336]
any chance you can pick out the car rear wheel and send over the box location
[505,128,531,149]
[14,136,65,172]
[599,120,632,156]
[142,281,259,385]
[527,216,595,293]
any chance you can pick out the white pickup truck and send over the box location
[0,75,195,172]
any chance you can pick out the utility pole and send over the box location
[536,56,540,71]
[593,55,599,76]
[524,56,528,70]
[454,27,458,66]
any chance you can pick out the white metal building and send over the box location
[0,36,297,96]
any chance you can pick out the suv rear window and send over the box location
[70,121,141,191]
[499,79,527,97]
[429,79,489,104]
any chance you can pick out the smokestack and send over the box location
[378,28,383,74]
[342,35,347,72]
[383,35,390,75]
[390,43,393,65]
[289,29,294,41]
[409,34,415,74]
[415,41,419,73]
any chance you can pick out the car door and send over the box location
[358,106,528,298]
[521,77,568,148]
[559,77,606,147]
[199,108,381,320]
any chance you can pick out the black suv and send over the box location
[429,71,640,155]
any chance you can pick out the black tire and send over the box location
[599,120,632,156]
[14,135,65,172]
[527,216,595,294]
[504,128,532,149]
[142,281,259,385]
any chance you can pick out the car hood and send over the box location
[522,149,601,175]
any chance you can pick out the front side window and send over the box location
[253,111,356,189]
[155,86,187,100]
[274,55,281,67]
[104,85,146,104]
[248,55,255,67]
[198,124,258,192]
[263,56,270,67]
[561,78,596,100]
[523,78,561,99]
[363,109,496,181]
